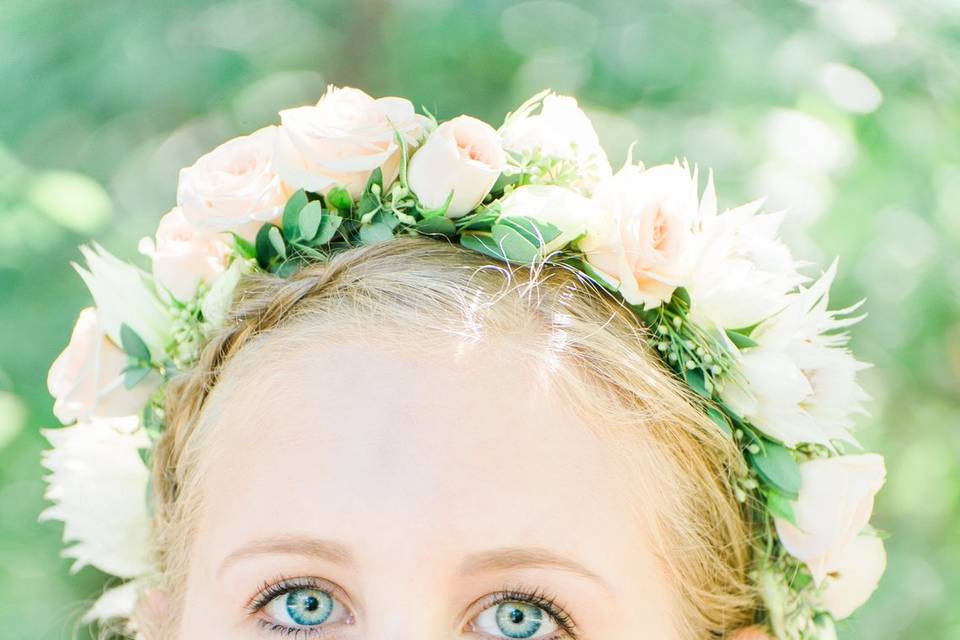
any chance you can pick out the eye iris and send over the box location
[285,588,333,625]
[495,602,543,638]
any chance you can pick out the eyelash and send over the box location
[246,577,578,639]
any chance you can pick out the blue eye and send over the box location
[473,601,560,639]
[262,585,350,630]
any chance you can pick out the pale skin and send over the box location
[174,337,682,639]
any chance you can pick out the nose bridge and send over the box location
[361,578,456,640]
[358,537,458,640]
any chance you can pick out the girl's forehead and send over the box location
[196,339,662,585]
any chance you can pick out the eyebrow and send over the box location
[459,546,613,595]
[218,535,354,578]
[219,537,612,595]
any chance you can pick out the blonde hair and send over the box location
[151,237,758,637]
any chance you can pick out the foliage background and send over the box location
[0,0,958,637]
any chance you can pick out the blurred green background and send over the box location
[1,0,958,637]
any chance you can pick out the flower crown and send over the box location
[43,86,885,638]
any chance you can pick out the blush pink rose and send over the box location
[139,208,229,303]
[775,454,886,585]
[407,115,505,217]
[274,85,428,198]
[581,163,699,308]
[47,308,160,424]
[177,126,289,240]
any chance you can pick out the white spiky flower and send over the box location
[721,261,869,447]
[40,417,152,579]
[687,179,806,330]
[74,244,172,359]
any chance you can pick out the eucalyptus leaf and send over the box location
[268,225,287,260]
[123,365,153,390]
[766,489,798,525]
[491,223,540,264]
[298,201,324,241]
[359,222,394,244]
[460,232,507,261]
[416,216,457,236]
[119,324,151,362]
[498,216,562,249]
[684,368,711,398]
[255,223,279,269]
[750,440,802,498]
[314,213,343,245]
[365,167,383,192]
[706,406,733,438]
[273,260,300,278]
[282,189,309,239]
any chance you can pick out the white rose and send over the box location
[498,185,600,254]
[40,417,152,578]
[817,535,886,620]
[275,85,428,198]
[47,308,161,425]
[501,91,612,193]
[138,208,229,303]
[580,163,699,308]
[774,454,886,584]
[408,115,505,217]
[177,126,289,241]
[75,244,172,359]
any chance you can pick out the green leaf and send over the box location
[230,232,256,260]
[706,406,733,438]
[750,440,802,498]
[298,201,324,241]
[416,216,457,236]
[490,223,540,264]
[255,223,279,269]
[671,286,691,308]
[498,216,563,250]
[137,446,152,468]
[120,323,151,362]
[268,226,287,259]
[274,260,299,277]
[123,364,153,390]
[282,189,309,239]
[327,186,353,211]
[726,328,759,350]
[314,213,343,245]
[418,190,455,220]
[373,209,401,230]
[684,368,711,398]
[359,222,394,244]
[365,167,383,192]
[766,489,798,525]
[460,232,507,261]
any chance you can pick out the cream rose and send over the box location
[775,454,886,584]
[138,208,229,302]
[47,308,161,424]
[407,115,505,217]
[580,163,699,308]
[177,126,289,240]
[501,92,612,193]
[498,185,600,254]
[817,534,886,620]
[274,85,428,198]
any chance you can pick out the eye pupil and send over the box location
[285,588,333,625]
[496,602,544,638]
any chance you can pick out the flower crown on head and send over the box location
[43,85,885,639]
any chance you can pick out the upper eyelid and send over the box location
[246,575,351,613]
